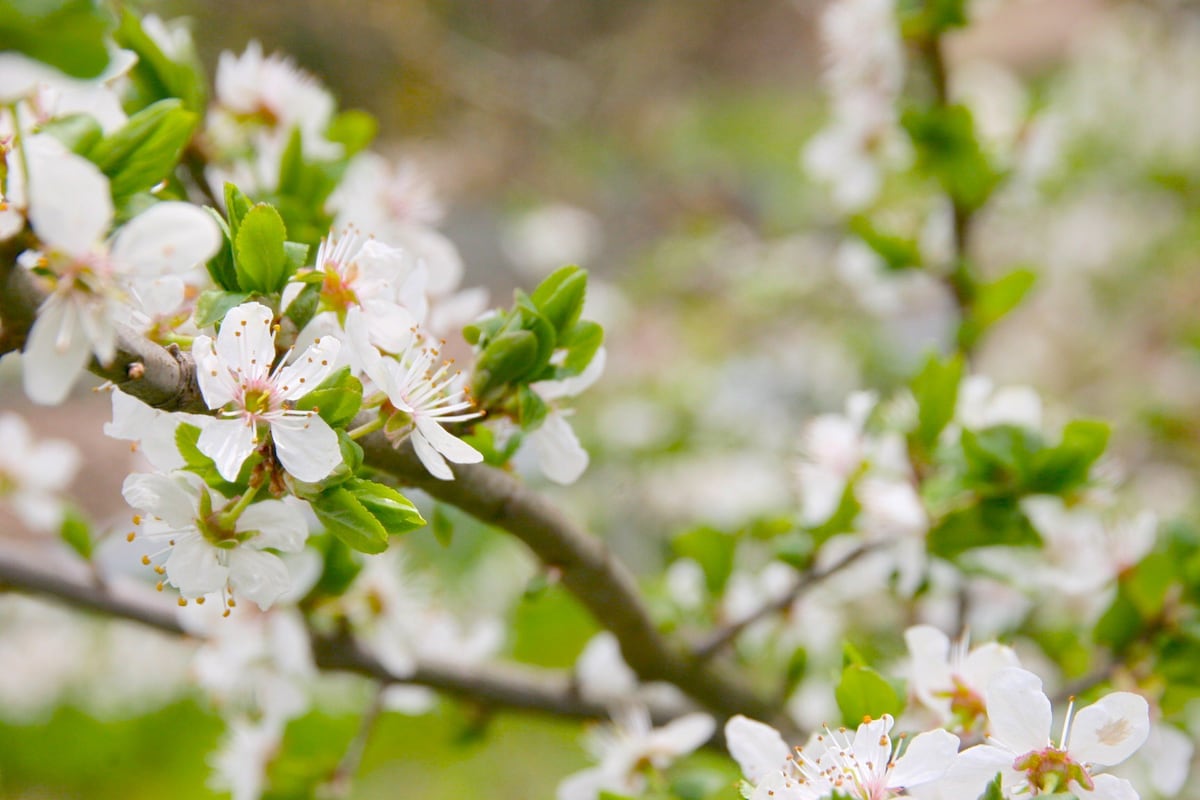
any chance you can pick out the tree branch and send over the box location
[691,543,875,661]
[0,551,684,724]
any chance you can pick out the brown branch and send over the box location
[0,551,683,724]
[691,543,876,661]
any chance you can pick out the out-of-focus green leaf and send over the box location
[835,664,904,727]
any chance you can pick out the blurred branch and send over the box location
[0,550,685,725]
[691,543,876,661]
[319,682,387,800]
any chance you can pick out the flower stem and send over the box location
[346,416,384,440]
[217,482,261,529]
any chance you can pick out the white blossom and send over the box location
[0,412,80,532]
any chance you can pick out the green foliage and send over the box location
[294,367,363,428]
[959,268,1037,352]
[977,774,1005,800]
[306,533,363,599]
[348,479,426,535]
[235,204,291,294]
[835,663,904,727]
[0,0,113,79]
[927,497,1041,558]
[193,289,250,328]
[39,114,103,155]
[672,525,736,594]
[910,352,964,451]
[848,216,922,271]
[467,266,603,418]
[899,0,969,37]
[311,485,390,554]
[59,506,92,559]
[114,8,206,112]
[88,99,197,201]
[902,104,1001,212]
[325,109,378,157]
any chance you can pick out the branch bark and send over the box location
[0,551,685,724]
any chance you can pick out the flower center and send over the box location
[243,387,273,417]
[321,263,360,316]
[1012,747,1094,794]
[945,677,987,730]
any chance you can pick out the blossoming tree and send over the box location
[1,1,1198,799]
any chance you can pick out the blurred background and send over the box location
[5,0,1200,797]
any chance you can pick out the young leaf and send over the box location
[311,486,389,554]
[223,182,253,243]
[59,506,92,559]
[530,265,587,334]
[294,367,363,428]
[835,664,904,727]
[235,204,290,293]
[0,0,113,79]
[193,289,250,328]
[909,352,963,450]
[89,99,197,200]
[325,109,378,157]
[347,479,426,534]
[960,267,1036,351]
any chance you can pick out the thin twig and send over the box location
[320,683,388,800]
[692,543,877,661]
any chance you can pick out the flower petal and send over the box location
[198,418,258,482]
[122,472,198,529]
[227,548,291,609]
[22,295,93,405]
[273,336,340,401]
[410,426,453,480]
[110,201,221,275]
[237,499,308,552]
[986,667,1052,754]
[414,415,482,465]
[530,411,587,485]
[1085,773,1141,800]
[269,414,341,483]
[1068,692,1149,767]
[724,715,790,784]
[216,302,275,385]
[646,713,715,766]
[25,135,112,256]
[193,335,237,410]
[888,728,960,789]
[165,536,228,598]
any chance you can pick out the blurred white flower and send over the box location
[501,203,602,278]
[0,412,80,532]
[904,624,1021,730]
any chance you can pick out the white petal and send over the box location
[1085,773,1140,800]
[556,767,612,800]
[647,713,715,765]
[905,625,952,707]
[273,336,340,401]
[227,548,291,609]
[25,136,111,256]
[749,771,804,800]
[122,472,198,529]
[532,347,606,401]
[216,302,275,384]
[1068,692,1150,767]
[962,643,1021,694]
[165,537,228,598]
[936,744,1018,798]
[986,667,1052,754]
[530,411,588,485]
[888,728,960,789]
[110,202,221,275]
[269,414,342,482]
[193,335,237,409]
[851,715,894,779]
[22,296,93,405]
[237,500,308,552]
[198,418,258,482]
[575,632,638,704]
[414,415,482,465]
[724,715,791,783]
[410,427,453,480]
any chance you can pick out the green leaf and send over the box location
[193,290,250,328]
[531,265,587,334]
[347,479,426,535]
[224,183,253,238]
[283,241,310,271]
[473,330,539,399]
[311,486,389,554]
[204,210,239,291]
[976,774,1005,800]
[325,109,378,156]
[848,217,922,271]
[0,0,113,79]
[835,664,904,727]
[294,367,363,428]
[114,8,206,112]
[88,99,197,200]
[672,525,736,594]
[235,204,290,293]
[960,268,1036,351]
[910,352,963,450]
[39,114,102,155]
[559,320,604,377]
[1026,420,1110,495]
[59,506,92,559]
[307,533,363,598]
[431,503,454,547]
[961,425,1042,492]
[284,281,321,331]
[517,385,548,430]
[1124,551,1173,618]
[927,497,1041,558]
[902,104,1001,211]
